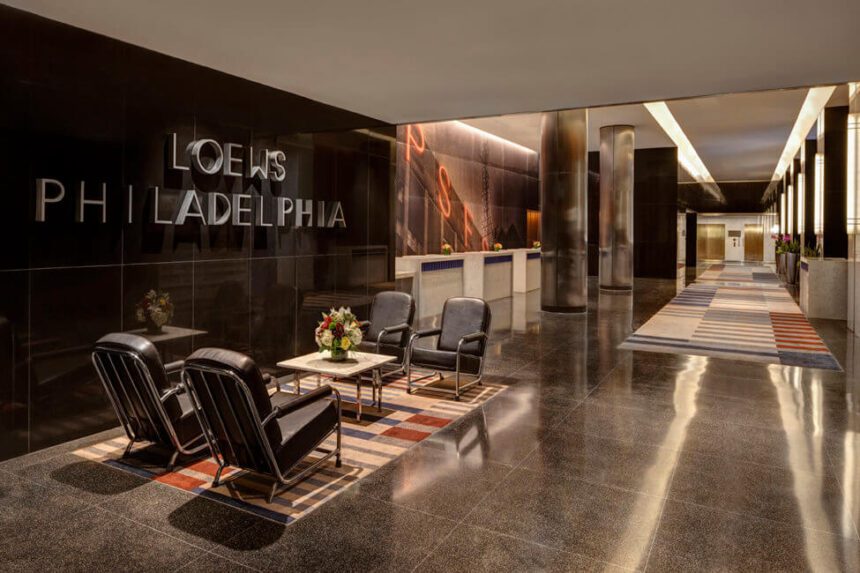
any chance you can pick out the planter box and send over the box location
[800,257,847,319]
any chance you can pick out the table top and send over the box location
[126,325,207,343]
[277,351,396,377]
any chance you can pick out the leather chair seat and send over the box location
[410,347,480,375]
[356,340,405,361]
[274,399,339,473]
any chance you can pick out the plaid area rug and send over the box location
[620,264,841,370]
[73,374,505,524]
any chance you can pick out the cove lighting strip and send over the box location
[644,102,723,202]
[453,121,537,155]
[766,86,836,199]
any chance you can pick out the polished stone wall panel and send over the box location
[0,6,393,461]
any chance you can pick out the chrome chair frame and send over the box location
[181,362,342,503]
[358,321,412,381]
[405,329,489,401]
[91,348,207,469]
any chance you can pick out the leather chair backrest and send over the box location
[92,333,174,445]
[183,348,278,474]
[367,291,415,347]
[437,297,491,356]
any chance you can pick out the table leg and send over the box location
[355,376,362,422]
[293,371,301,395]
[375,368,383,411]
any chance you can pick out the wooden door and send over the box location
[744,224,763,261]
[697,224,726,260]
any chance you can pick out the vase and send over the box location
[778,253,786,279]
[145,317,163,335]
[785,253,799,285]
[327,347,348,362]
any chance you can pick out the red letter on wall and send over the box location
[437,165,453,218]
[464,204,475,246]
[406,125,425,162]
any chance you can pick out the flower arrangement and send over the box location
[441,240,453,255]
[493,242,503,252]
[532,241,541,248]
[316,307,363,361]
[136,289,174,334]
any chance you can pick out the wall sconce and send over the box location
[814,152,824,235]
[780,192,786,233]
[848,82,859,235]
[797,174,805,235]
[787,184,794,236]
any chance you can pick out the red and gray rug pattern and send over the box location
[73,374,505,524]
[621,264,841,370]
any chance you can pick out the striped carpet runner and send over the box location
[73,374,505,524]
[620,264,840,370]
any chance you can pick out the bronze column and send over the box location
[540,110,589,313]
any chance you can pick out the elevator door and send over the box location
[743,224,763,261]
[697,224,726,260]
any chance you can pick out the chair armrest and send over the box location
[377,323,411,347]
[164,360,184,375]
[265,385,336,424]
[459,331,488,345]
[160,384,183,403]
[412,328,442,339]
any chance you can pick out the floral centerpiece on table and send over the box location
[441,240,453,255]
[532,241,541,248]
[316,307,363,361]
[136,289,174,334]
[493,242,503,252]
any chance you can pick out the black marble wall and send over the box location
[588,147,679,279]
[824,106,848,258]
[0,7,393,461]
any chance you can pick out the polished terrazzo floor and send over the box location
[1,276,859,572]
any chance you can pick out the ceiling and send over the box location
[5,0,858,124]
[464,86,849,183]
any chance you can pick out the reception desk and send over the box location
[396,249,540,319]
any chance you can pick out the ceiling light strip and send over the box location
[765,86,836,200]
[643,101,723,202]
[452,120,536,155]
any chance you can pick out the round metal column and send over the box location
[540,110,589,313]
[599,125,634,291]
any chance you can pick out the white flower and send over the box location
[348,327,363,346]
[150,308,169,327]
[135,308,146,323]
[320,330,334,347]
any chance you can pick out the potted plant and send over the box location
[315,307,363,361]
[532,240,541,249]
[135,289,174,334]
[773,235,784,275]
[441,240,453,255]
[785,240,801,285]
[493,242,503,252]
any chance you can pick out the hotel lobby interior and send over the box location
[1,2,860,571]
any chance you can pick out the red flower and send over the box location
[322,316,331,328]
[334,323,344,338]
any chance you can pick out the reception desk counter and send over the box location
[396,249,540,319]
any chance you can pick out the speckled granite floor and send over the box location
[1,277,858,572]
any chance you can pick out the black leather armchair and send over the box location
[406,297,491,400]
[91,333,207,468]
[357,291,415,377]
[182,348,342,503]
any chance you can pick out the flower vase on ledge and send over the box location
[145,317,163,335]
